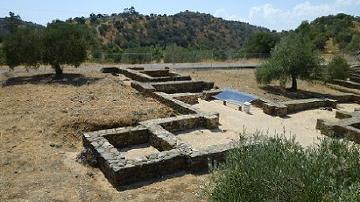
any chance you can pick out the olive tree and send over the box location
[256,33,321,91]
[42,21,94,76]
[3,27,43,68]
[3,21,95,75]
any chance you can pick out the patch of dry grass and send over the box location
[182,69,351,102]
[1,67,208,202]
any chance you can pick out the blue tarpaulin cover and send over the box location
[213,89,257,105]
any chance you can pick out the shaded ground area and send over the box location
[181,69,354,102]
[0,66,208,202]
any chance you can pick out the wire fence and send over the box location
[90,50,272,65]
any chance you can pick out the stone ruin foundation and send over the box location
[85,66,360,188]
[317,109,360,142]
[84,67,236,188]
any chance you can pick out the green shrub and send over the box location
[207,135,360,202]
[346,34,360,52]
[324,56,350,81]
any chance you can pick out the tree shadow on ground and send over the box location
[260,85,340,100]
[2,73,101,87]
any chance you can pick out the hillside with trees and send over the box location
[0,12,42,40]
[67,8,269,51]
[0,10,359,66]
[295,13,360,53]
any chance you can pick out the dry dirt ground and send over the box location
[180,69,360,102]
[0,66,208,202]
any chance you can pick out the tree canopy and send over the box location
[324,56,350,82]
[243,32,280,57]
[42,21,96,75]
[3,26,43,68]
[256,32,322,90]
[295,14,360,52]
[2,20,96,75]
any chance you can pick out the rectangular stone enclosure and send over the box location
[83,114,237,187]
[84,67,236,188]
[90,67,360,188]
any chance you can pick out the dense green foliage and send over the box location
[65,7,270,63]
[42,21,96,75]
[347,34,360,52]
[242,32,280,57]
[323,56,350,81]
[3,27,43,68]
[296,13,360,51]
[207,135,360,202]
[1,11,359,65]
[68,9,268,50]
[0,12,42,37]
[256,33,321,90]
[2,19,95,75]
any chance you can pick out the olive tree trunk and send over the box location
[52,63,63,77]
[291,75,298,91]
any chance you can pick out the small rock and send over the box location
[50,143,62,148]
[86,172,94,178]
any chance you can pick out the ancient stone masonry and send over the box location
[84,67,233,188]
[86,66,360,188]
[317,109,360,143]
[254,96,359,117]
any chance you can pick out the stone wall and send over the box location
[151,80,215,94]
[283,98,337,113]
[332,79,360,90]
[83,66,227,188]
[317,110,360,143]
[259,98,357,117]
[88,66,360,188]
[83,112,235,187]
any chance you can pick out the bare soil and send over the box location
[176,128,238,150]
[181,69,355,102]
[119,144,160,160]
[0,66,207,202]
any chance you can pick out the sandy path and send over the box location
[179,100,360,147]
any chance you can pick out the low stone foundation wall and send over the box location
[84,66,228,188]
[93,66,360,188]
[117,67,191,82]
[332,79,360,90]
[260,98,342,117]
[317,110,360,143]
[83,112,236,187]
[283,98,337,113]
[150,80,215,94]
[172,90,222,105]
[262,102,288,117]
